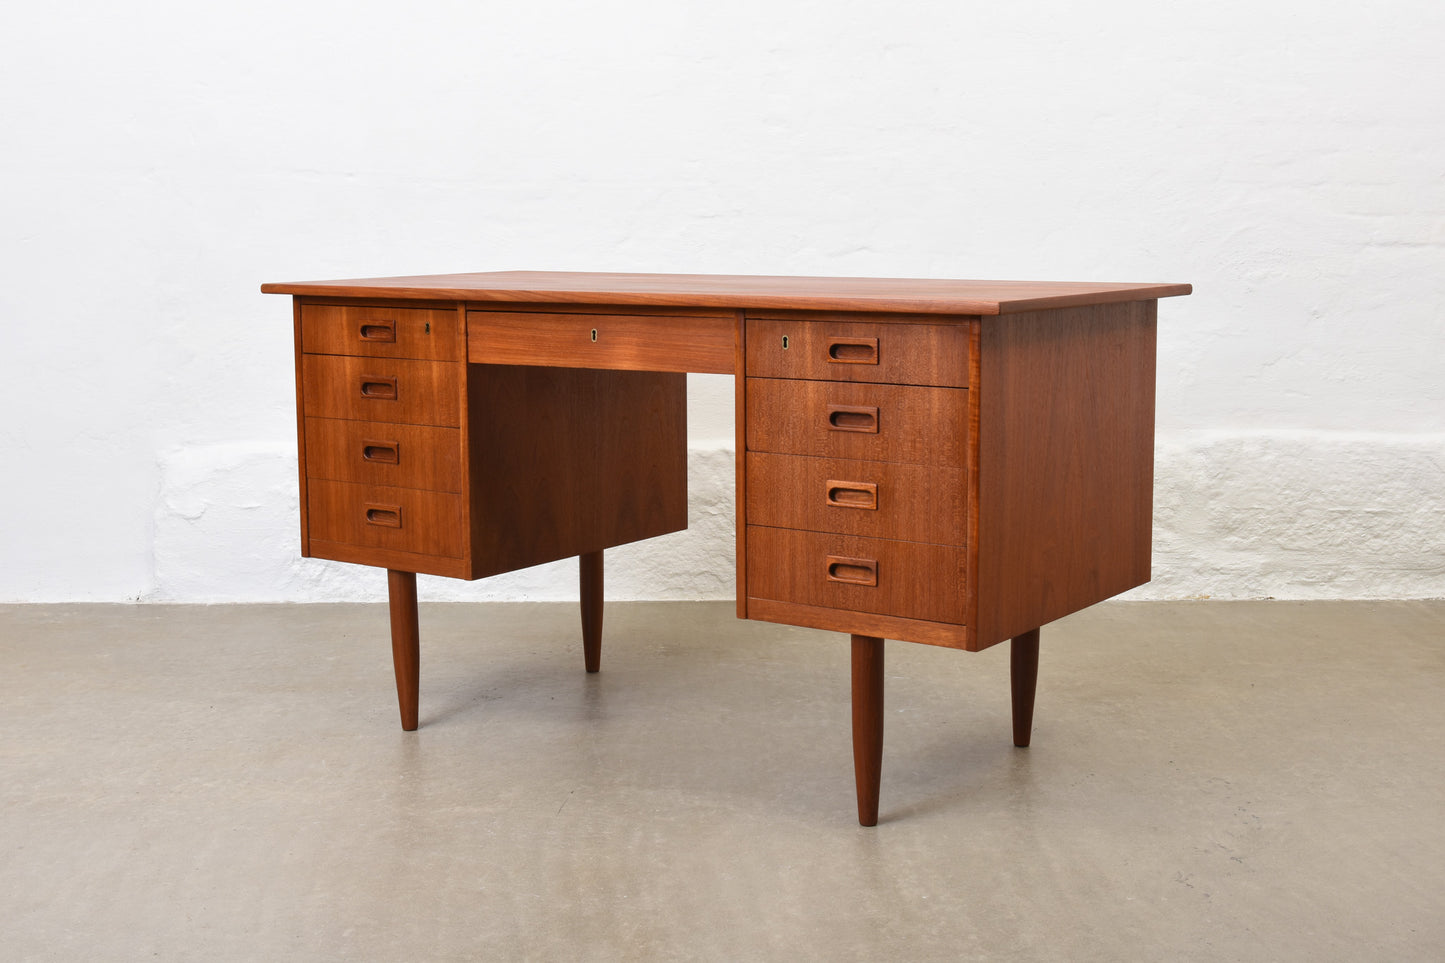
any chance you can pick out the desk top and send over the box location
[261,271,1191,316]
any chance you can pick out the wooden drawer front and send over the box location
[468,311,735,374]
[746,318,968,387]
[304,418,463,492]
[746,453,964,545]
[746,379,966,467]
[301,355,461,426]
[301,304,461,360]
[307,480,465,558]
[747,526,965,624]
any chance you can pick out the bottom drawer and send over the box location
[308,480,465,559]
[746,526,965,624]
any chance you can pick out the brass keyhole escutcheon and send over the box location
[591,328,598,342]
[782,335,789,350]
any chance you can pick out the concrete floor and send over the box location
[1,600,1442,961]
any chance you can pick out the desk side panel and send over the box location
[973,301,1157,649]
[465,365,688,578]
[735,311,749,618]
[292,298,311,557]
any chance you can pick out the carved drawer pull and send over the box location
[825,480,878,510]
[826,404,879,433]
[361,440,400,465]
[826,555,878,587]
[359,376,398,400]
[364,504,403,529]
[358,321,396,343]
[827,337,879,365]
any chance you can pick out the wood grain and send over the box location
[580,551,603,673]
[746,379,967,467]
[469,310,734,374]
[972,301,1157,649]
[387,570,420,731]
[746,317,969,387]
[292,299,311,558]
[734,311,749,619]
[263,271,1191,316]
[852,635,885,827]
[307,480,465,559]
[303,418,462,492]
[746,526,966,624]
[746,453,965,545]
[464,365,688,578]
[745,597,968,648]
[301,303,462,361]
[1011,628,1040,748]
[306,540,469,580]
[300,355,461,427]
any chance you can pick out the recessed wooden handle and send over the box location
[361,440,400,465]
[827,337,879,365]
[358,321,396,343]
[359,376,398,400]
[364,504,402,529]
[826,404,879,433]
[827,555,878,587]
[826,480,878,510]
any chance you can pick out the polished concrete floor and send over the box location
[1,600,1442,961]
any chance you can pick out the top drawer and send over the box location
[746,317,969,387]
[301,304,462,361]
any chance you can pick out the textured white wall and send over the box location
[1,0,1441,602]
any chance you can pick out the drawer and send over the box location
[304,418,463,492]
[301,304,461,361]
[746,318,968,387]
[307,480,465,559]
[468,311,735,374]
[746,526,965,624]
[301,355,461,426]
[746,453,965,545]
[746,379,966,467]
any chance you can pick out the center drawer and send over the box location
[468,310,735,374]
[746,452,964,544]
[745,379,966,467]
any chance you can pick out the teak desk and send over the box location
[262,271,1192,825]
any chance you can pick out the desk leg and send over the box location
[851,635,885,827]
[387,569,420,732]
[580,550,603,673]
[1011,627,1040,748]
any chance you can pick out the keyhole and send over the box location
[591,329,598,342]
[425,322,430,333]
[782,335,790,350]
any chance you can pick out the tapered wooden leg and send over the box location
[387,569,420,732]
[1011,627,1040,748]
[580,550,603,673]
[851,634,885,827]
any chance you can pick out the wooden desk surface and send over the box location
[261,270,1191,316]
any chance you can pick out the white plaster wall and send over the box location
[2,0,1441,602]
